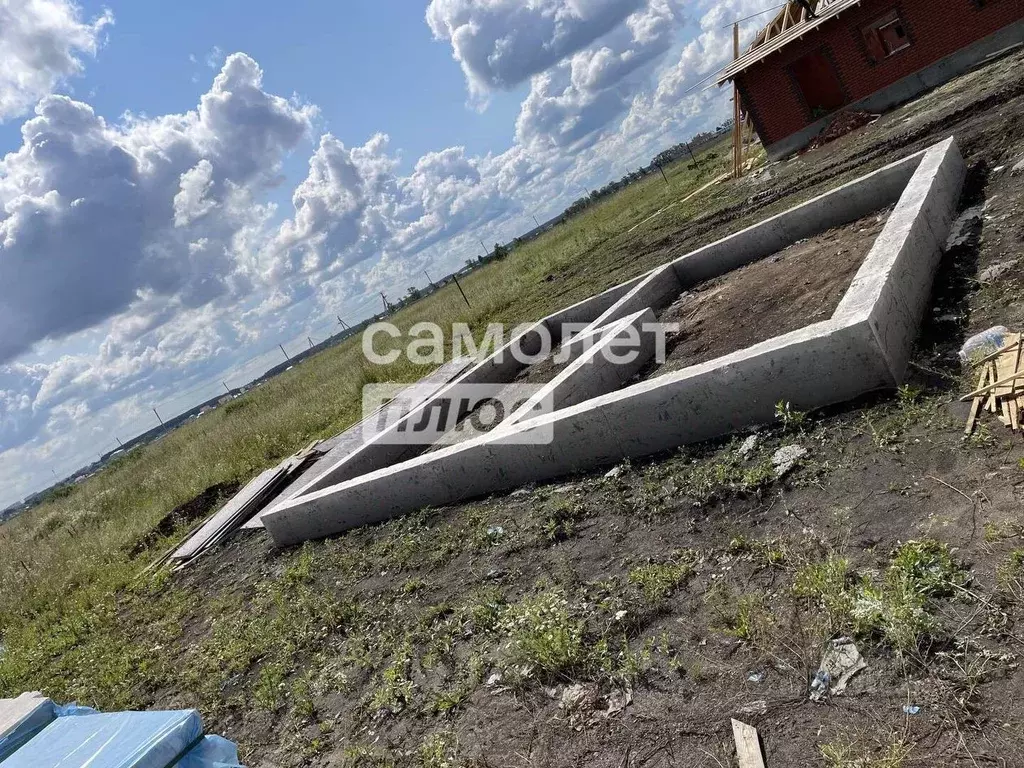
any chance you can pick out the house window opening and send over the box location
[862,11,911,63]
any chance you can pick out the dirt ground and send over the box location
[133,49,1024,767]
[655,209,891,373]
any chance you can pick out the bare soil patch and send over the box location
[653,209,890,375]
[125,480,240,557]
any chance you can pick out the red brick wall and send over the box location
[736,0,1024,146]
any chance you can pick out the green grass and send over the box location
[628,553,695,603]
[792,541,968,655]
[793,554,854,630]
[499,589,587,679]
[820,732,913,768]
[537,497,589,543]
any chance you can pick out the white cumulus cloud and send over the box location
[426,0,648,101]
[0,53,316,364]
[0,0,113,121]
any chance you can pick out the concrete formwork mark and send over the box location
[264,139,966,547]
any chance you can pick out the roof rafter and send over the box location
[717,0,864,85]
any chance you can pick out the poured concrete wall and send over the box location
[275,276,649,500]
[579,151,924,335]
[264,139,965,546]
[506,309,657,425]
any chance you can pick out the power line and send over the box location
[676,3,788,99]
[722,2,786,28]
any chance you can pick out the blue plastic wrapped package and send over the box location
[174,735,243,768]
[3,709,203,768]
[53,702,99,718]
[0,693,55,761]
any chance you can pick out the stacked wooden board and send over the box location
[168,440,323,566]
[964,333,1024,435]
[241,356,475,530]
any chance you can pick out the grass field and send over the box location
[0,138,739,696]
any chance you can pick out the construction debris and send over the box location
[738,434,761,459]
[806,111,879,151]
[731,719,767,768]
[771,445,807,478]
[963,332,1024,437]
[169,440,323,566]
[959,325,1009,361]
[0,696,240,767]
[979,258,1020,283]
[0,693,52,761]
[809,638,866,702]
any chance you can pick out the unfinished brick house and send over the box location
[716,0,1024,157]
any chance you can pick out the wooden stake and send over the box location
[731,719,767,768]
[985,361,999,410]
[733,22,742,179]
[995,342,1019,397]
[1012,340,1024,432]
[964,367,988,436]
[964,367,1024,401]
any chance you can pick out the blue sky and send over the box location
[54,1,528,166]
[0,0,765,508]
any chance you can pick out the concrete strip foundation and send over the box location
[506,309,657,425]
[264,138,965,546]
[276,273,651,500]
[579,151,923,334]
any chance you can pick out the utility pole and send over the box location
[424,270,436,288]
[116,436,124,448]
[733,22,743,179]
[223,381,231,395]
[380,291,393,314]
[684,141,699,167]
[451,274,471,308]
[337,315,349,331]
[532,214,542,229]
[656,162,669,185]
[307,336,314,349]
[153,407,164,426]
[479,239,488,255]
[279,343,290,362]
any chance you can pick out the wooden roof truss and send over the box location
[715,0,865,85]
